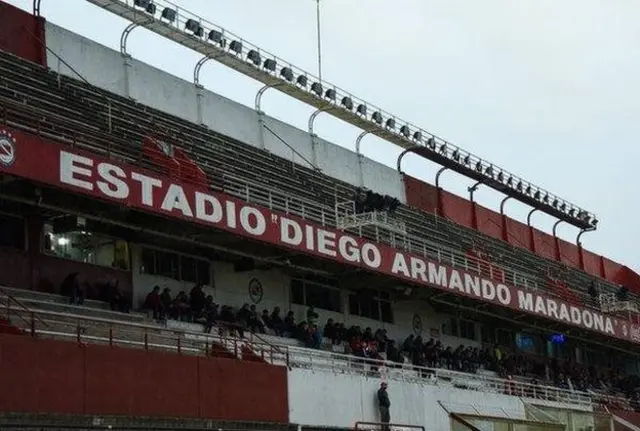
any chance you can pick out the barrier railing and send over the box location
[1,304,613,409]
[0,286,48,335]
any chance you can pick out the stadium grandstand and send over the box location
[0,0,638,430]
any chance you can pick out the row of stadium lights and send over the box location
[132,0,597,229]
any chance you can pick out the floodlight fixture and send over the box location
[485,166,493,177]
[296,75,308,87]
[385,118,396,130]
[371,111,383,124]
[400,125,410,138]
[280,67,294,81]
[412,131,422,142]
[356,104,367,116]
[185,19,203,37]
[452,149,460,162]
[229,40,242,55]
[263,59,277,72]
[325,88,336,100]
[311,82,323,97]
[160,7,176,22]
[208,30,224,45]
[134,0,155,13]
[341,97,354,110]
[247,49,261,66]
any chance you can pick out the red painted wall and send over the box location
[0,335,288,422]
[557,238,581,268]
[401,176,640,290]
[441,191,473,228]
[474,204,503,241]
[504,218,532,250]
[403,175,439,214]
[581,249,603,278]
[0,2,46,66]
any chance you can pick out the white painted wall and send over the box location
[288,368,526,430]
[44,23,406,203]
[288,369,592,430]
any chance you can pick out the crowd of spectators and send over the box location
[141,286,640,405]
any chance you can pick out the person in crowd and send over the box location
[173,291,190,321]
[377,382,391,431]
[160,288,173,318]
[323,318,337,344]
[144,286,163,320]
[284,310,295,334]
[270,307,285,336]
[306,306,319,325]
[261,309,271,331]
[189,284,207,319]
[248,304,265,333]
[60,272,84,306]
[107,279,129,313]
[203,301,219,334]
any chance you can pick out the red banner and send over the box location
[2,128,639,344]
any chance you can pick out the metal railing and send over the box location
[2,303,618,409]
[0,287,49,335]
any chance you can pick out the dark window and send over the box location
[156,250,178,279]
[0,215,25,249]
[460,320,476,340]
[481,325,495,344]
[181,256,197,283]
[290,277,340,313]
[141,247,210,284]
[348,290,393,323]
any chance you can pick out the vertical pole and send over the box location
[316,0,322,81]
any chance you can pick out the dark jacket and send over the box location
[377,388,390,408]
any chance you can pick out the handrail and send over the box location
[4,304,620,408]
[0,287,49,333]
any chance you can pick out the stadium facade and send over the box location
[0,1,639,430]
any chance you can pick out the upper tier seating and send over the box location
[0,49,629,308]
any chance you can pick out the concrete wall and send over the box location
[288,368,526,430]
[44,23,406,202]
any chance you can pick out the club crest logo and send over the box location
[0,130,16,167]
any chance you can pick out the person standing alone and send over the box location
[377,382,391,431]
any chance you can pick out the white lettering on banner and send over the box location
[239,206,265,236]
[517,291,614,334]
[131,172,161,206]
[195,192,223,223]
[60,151,93,191]
[56,149,621,339]
[96,163,128,199]
[279,217,381,269]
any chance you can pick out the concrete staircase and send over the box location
[0,285,147,322]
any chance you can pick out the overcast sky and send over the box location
[7,0,639,271]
